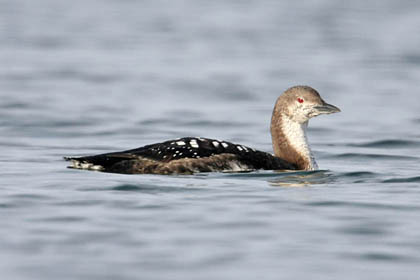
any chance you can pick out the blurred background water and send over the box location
[1,0,420,279]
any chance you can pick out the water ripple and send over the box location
[348,139,420,148]
[382,176,420,183]
[360,252,416,262]
[343,252,417,263]
[334,153,418,160]
[306,201,419,211]
[102,184,207,193]
[339,171,377,178]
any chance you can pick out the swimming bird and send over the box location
[65,86,340,174]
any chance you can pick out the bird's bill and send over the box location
[313,102,341,114]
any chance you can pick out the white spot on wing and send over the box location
[90,165,103,171]
[212,141,220,148]
[176,141,186,146]
[190,139,199,148]
[73,161,104,171]
[236,146,243,151]
[221,142,228,148]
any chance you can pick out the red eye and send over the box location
[297,98,304,103]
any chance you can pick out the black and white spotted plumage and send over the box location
[66,137,297,174]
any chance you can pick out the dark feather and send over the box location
[65,137,297,174]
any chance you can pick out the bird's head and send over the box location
[277,85,341,124]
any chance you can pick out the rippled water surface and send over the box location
[1,0,420,279]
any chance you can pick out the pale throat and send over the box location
[274,115,318,170]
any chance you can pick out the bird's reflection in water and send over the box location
[268,170,333,187]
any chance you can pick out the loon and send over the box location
[65,86,340,174]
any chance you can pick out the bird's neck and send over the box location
[270,114,318,170]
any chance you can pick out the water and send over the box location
[1,0,420,279]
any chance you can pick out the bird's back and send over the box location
[65,137,297,174]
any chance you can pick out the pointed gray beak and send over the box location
[313,102,341,115]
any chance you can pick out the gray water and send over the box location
[1,0,420,279]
